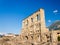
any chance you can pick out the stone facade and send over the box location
[20,8,60,45]
[20,8,49,45]
[0,8,60,45]
[50,30,60,45]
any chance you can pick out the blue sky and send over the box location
[0,0,60,34]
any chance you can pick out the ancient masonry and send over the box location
[0,8,60,45]
[20,8,60,45]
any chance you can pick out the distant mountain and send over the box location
[49,20,60,30]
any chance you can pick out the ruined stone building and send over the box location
[20,8,49,45]
[0,8,60,45]
[20,8,60,45]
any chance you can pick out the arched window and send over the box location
[26,20,28,25]
[37,14,40,21]
[57,33,60,34]
[25,36,28,40]
[31,18,33,22]
[46,35,49,38]
[31,36,33,39]
[37,35,40,41]
[31,43,34,45]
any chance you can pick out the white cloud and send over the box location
[53,10,58,13]
[48,20,51,23]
